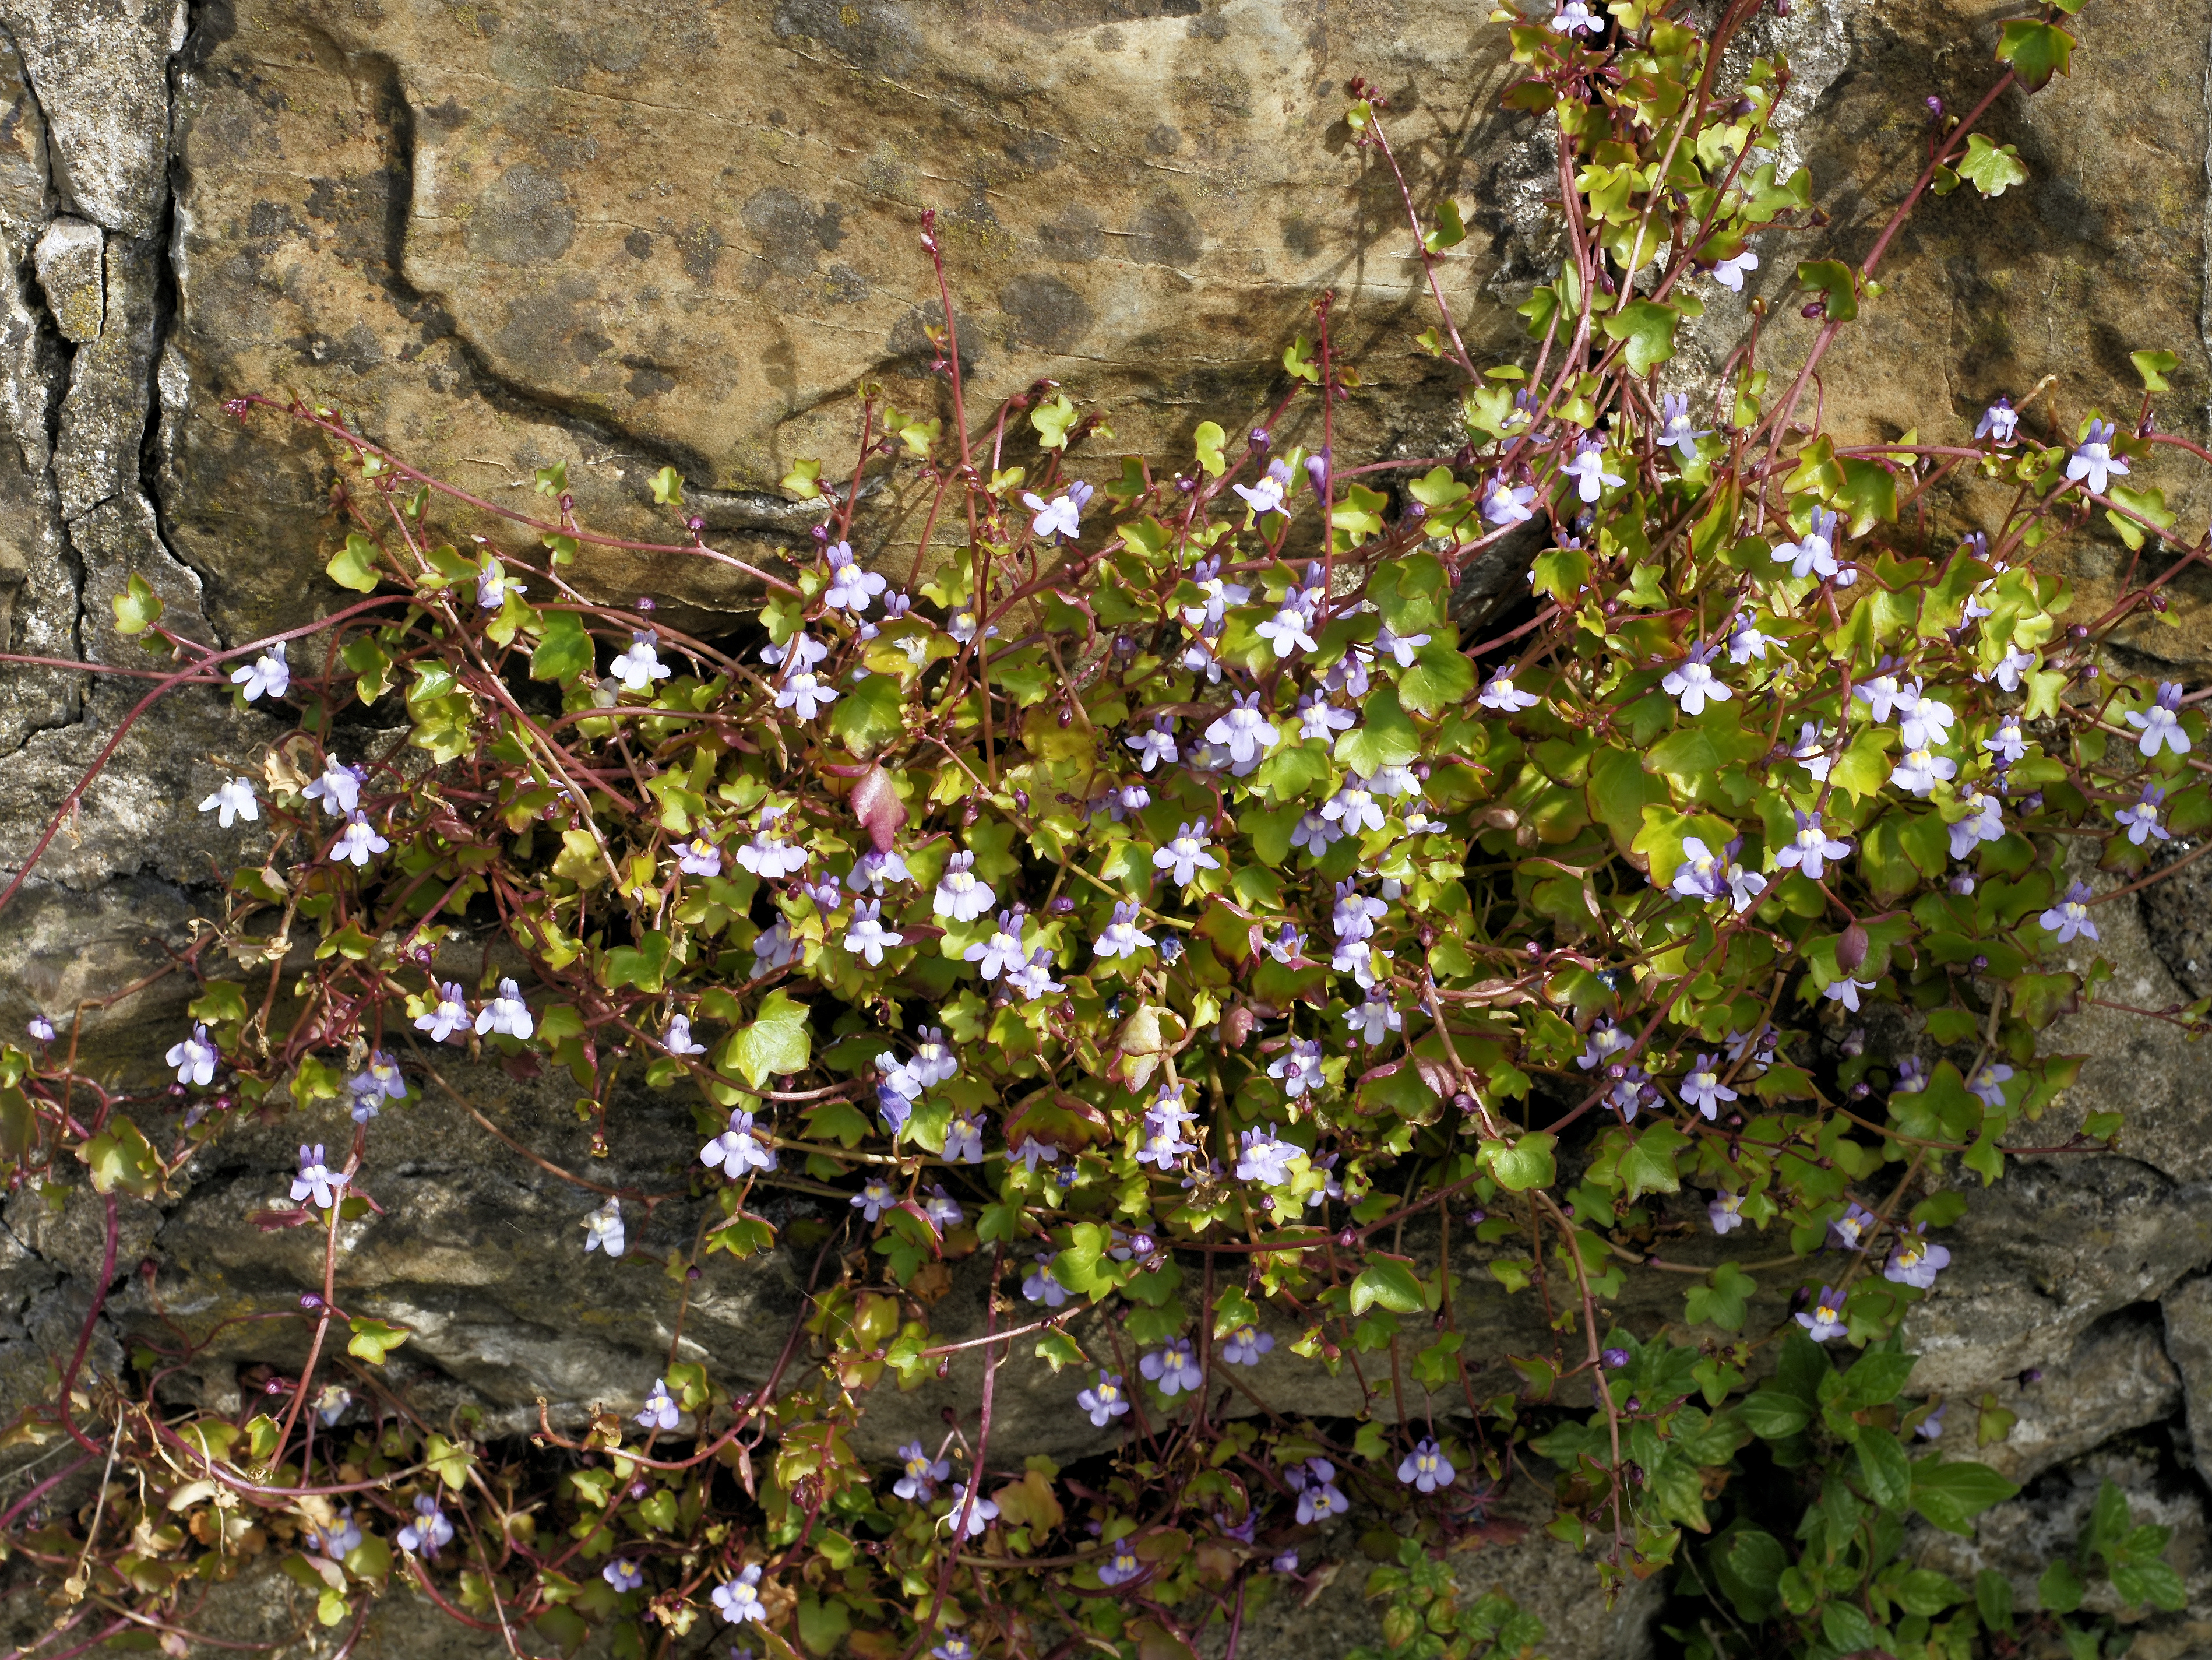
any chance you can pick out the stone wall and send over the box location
[1,0,2210,1654]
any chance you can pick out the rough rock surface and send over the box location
[1,0,2211,1655]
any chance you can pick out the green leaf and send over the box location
[1974,1567,2015,1632]
[347,1317,411,1365]
[326,532,382,594]
[1336,687,1422,774]
[1192,421,1227,479]
[1615,1121,1688,1200]
[2130,349,2178,393]
[1957,132,2030,198]
[424,1432,475,1492]
[1531,546,1591,603]
[1795,260,1859,323]
[797,1594,851,1657]
[1911,1458,2020,1535]
[531,610,594,684]
[1600,300,1681,375]
[111,572,164,634]
[1422,198,1466,255]
[1996,19,2075,90]
[1480,1133,1555,1192]
[2037,1558,2086,1614]
[720,990,812,1089]
[1350,1258,1428,1316]
[1838,1351,1917,1408]
[651,465,686,505]
[829,673,905,758]
[1821,1602,1881,1656]
[1031,395,1079,451]
[1834,458,1897,536]
[79,1116,161,1199]
[1856,1429,1911,1510]
[1709,1527,1786,1621]
[1396,644,1475,718]
[1683,1262,1756,1332]
[1740,1391,1811,1439]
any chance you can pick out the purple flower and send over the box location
[1220,1324,1274,1366]
[396,1494,453,1557]
[1094,901,1154,962]
[822,541,887,613]
[1726,613,1769,666]
[1024,482,1093,540]
[303,757,364,817]
[1273,1548,1301,1573]
[1322,781,1385,836]
[1975,398,2019,446]
[663,1014,707,1058]
[1773,508,1840,581]
[1266,1037,1324,1100]
[1561,438,1623,504]
[964,910,1028,981]
[1711,249,1759,291]
[895,1440,952,1501]
[1916,1403,1947,1440]
[329,811,389,868]
[582,1197,625,1257]
[231,642,290,702]
[1796,1286,1847,1342]
[1140,1338,1205,1398]
[637,1378,681,1432]
[1601,1348,1630,1370]
[1345,996,1401,1047]
[676,835,723,878]
[610,631,672,691]
[1577,1018,1633,1071]
[1023,1252,1069,1309]
[2115,782,2170,845]
[1374,624,1431,670]
[1234,459,1294,518]
[2038,880,2099,944]
[1397,1439,1456,1493]
[290,1144,346,1209]
[847,848,913,895]
[773,669,838,720]
[1824,976,1875,1012]
[941,1482,999,1539]
[1950,791,2005,859]
[1481,474,1535,526]
[932,850,996,922]
[1889,743,1956,797]
[1774,810,1850,882]
[1884,1224,1953,1289]
[26,1014,55,1044]
[850,1177,896,1223]
[1681,1054,1737,1120]
[843,899,904,966]
[414,982,471,1043]
[2066,418,2129,496]
[1154,822,1220,887]
[475,561,519,610]
[1967,1061,2014,1111]
[166,1022,219,1087]
[735,825,808,881]
[197,776,259,829]
[475,977,534,1040]
[922,1184,963,1232]
[1126,718,1179,773]
[1292,1459,1347,1525]
[943,1111,985,1165]
[1658,393,1711,465]
[604,1560,643,1592]
[1827,1202,1879,1252]
[2124,682,2190,758]
[1893,1056,1928,1095]
[309,1508,362,1558]
[711,1564,767,1624]
[1077,1370,1130,1427]
[1097,1541,1144,1588]
[1255,599,1318,659]
[702,1107,777,1176]
[1206,692,1278,765]
[1236,1127,1299,1189]
[1709,1193,1745,1235]
[933,1638,978,1660]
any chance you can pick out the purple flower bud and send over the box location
[636,596,656,611]
[300,1293,322,1310]
[1251,428,1270,448]
[1601,1348,1630,1369]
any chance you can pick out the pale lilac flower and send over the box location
[1368,762,1421,800]
[1726,614,1769,666]
[26,1014,54,1044]
[1889,744,1956,797]
[1610,1065,1650,1121]
[231,642,290,702]
[1661,639,1731,715]
[964,910,1027,981]
[921,1184,962,1232]
[1255,601,1318,659]
[1774,810,1850,882]
[895,1441,952,1500]
[1098,1542,1144,1588]
[1374,625,1431,669]
[1550,0,1602,33]
[582,1197,626,1257]
[347,1051,407,1121]
[1332,881,1388,942]
[1711,249,1759,291]
[850,1177,896,1223]
[1577,1018,1633,1071]
[933,850,995,922]
[1975,398,2019,446]
[1077,1370,1131,1427]
[934,1637,978,1660]
[199,777,259,829]
[1220,1324,1274,1366]
[1267,1036,1325,1099]
[2125,683,2190,758]
[475,978,534,1040]
[1979,718,2024,769]
[1681,1054,1737,1120]
[1985,643,2035,693]
[943,1110,985,1165]
[773,669,837,720]
[1236,1126,1299,1188]
[1023,1252,1069,1308]
[309,1508,362,1557]
[752,919,798,973]
[1154,822,1220,886]
[1773,508,1840,581]
[711,1564,767,1624]
[1709,1192,1745,1235]
[1206,692,1278,765]
[413,982,470,1042]
[1292,1459,1348,1524]
[1885,1224,1952,1288]
[822,541,887,612]
[1790,722,1836,784]
[1916,1404,1947,1440]
[702,1106,777,1176]
[1290,811,1340,856]
[1013,1138,1061,1176]
[1295,693,1352,742]
[1345,996,1401,1046]
[1967,1062,2014,1111]
[1950,791,2005,859]
[1797,1287,1847,1342]
[761,631,829,673]
[1322,782,1385,836]
[1234,459,1293,518]
[942,1482,999,1539]
[1900,692,1956,750]
[1658,393,1711,465]
[1006,947,1064,1001]
[396,1494,453,1557]
[637,1378,681,1432]
[1120,722,1181,781]
[2116,782,2170,845]
[1398,1439,1456,1493]
[663,1014,707,1057]
[1894,1056,1928,1095]
[737,824,808,880]
[1561,438,1622,504]
[2066,419,2128,496]
[1140,1338,1205,1397]
[291,1144,346,1209]
[1326,649,1372,699]
[1828,1201,1880,1251]
[1094,901,1154,962]
[1024,482,1093,540]
[1478,669,1541,712]
[609,630,672,691]
[1273,1548,1300,1573]
[327,811,388,868]
[1481,474,1535,526]
[676,835,722,878]
[302,757,364,817]
[843,899,904,966]
[1824,976,1874,1012]
[2039,880,2098,944]
[604,1560,643,1592]
[313,1386,352,1429]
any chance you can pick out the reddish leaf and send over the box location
[850,764,907,853]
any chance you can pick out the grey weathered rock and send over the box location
[29,211,94,340]
[2161,1274,2212,1479]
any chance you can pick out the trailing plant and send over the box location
[0,1,2199,1657]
